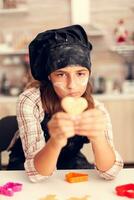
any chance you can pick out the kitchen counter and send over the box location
[93,93,134,100]
[0,95,18,103]
[0,93,134,103]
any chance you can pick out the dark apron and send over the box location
[8,114,94,170]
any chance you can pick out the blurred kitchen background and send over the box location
[0,0,134,167]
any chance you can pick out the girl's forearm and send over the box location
[91,137,116,171]
[34,138,62,176]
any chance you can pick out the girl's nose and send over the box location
[67,76,77,89]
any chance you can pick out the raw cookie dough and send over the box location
[39,195,57,200]
[61,96,88,116]
[39,195,90,200]
[68,196,90,200]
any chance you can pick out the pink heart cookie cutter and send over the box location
[0,182,23,196]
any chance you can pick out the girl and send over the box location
[9,25,123,182]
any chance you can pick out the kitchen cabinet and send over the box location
[102,98,134,164]
[0,49,28,97]
[0,96,17,118]
[110,45,134,80]
[82,94,134,164]
[0,7,28,14]
[0,0,30,96]
[0,0,28,15]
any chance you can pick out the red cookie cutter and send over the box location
[0,182,22,196]
[115,183,134,198]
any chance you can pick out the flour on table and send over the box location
[39,195,58,200]
[39,195,90,200]
[67,195,90,200]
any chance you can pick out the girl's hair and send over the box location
[26,78,94,115]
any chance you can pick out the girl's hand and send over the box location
[47,112,75,148]
[74,108,107,142]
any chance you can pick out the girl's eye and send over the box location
[56,73,66,77]
[77,72,86,77]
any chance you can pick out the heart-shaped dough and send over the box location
[61,96,88,116]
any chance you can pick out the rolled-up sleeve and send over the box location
[17,92,53,182]
[96,150,123,180]
[94,100,124,180]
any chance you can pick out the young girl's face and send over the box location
[49,65,90,99]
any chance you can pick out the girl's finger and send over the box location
[75,124,106,133]
[82,108,102,116]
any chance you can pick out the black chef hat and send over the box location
[29,24,92,81]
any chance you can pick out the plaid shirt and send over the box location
[16,87,123,182]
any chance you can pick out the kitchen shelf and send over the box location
[83,24,105,37]
[110,45,134,80]
[111,45,134,53]
[0,7,28,15]
[0,47,28,55]
[110,44,134,62]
